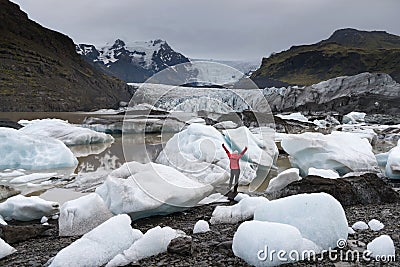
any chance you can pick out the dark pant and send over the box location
[229,169,240,193]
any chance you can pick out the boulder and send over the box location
[167,236,193,256]
[0,224,52,243]
[278,173,400,206]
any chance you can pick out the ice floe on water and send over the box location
[19,119,114,146]
[0,127,78,170]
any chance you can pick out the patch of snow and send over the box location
[9,172,57,184]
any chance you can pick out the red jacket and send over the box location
[222,144,248,170]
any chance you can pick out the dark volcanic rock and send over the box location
[167,236,193,256]
[0,0,131,111]
[0,119,23,129]
[279,173,400,206]
[0,224,52,244]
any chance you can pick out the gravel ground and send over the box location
[0,201,399,266]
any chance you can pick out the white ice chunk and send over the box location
[385,145,400,179]
[19,119,114,146]
[50,215,139,267]
[368,219,384,231]
[367,235,395,260]
[96,162,213,220]
[214,121,238,129]
[210,196,269,224]
[307,168,340,179]
[9,172,57,184]
[254,193,348,250]
[0,170,25,178]
[107,226,180,266]
[0,127,78,170]
[266,168,301,193]
[348,227,355,235]
[276,112,309,123]
[342,112,366,124]
[40,216,48,224]
[233,221,321,266]
[59,193,113,236]
[281,131,379,176]
[352,221,369,231]
[0,195,59,221]
[0,238,16,260]
[193,220,210,234]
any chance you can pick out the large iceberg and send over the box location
[0,195,59,221]
[254,193,348,250]
[50,215,138,267]
[96,162,213,220]
[156,124,277,186]
[281,131,379,176]
[19,119,114,146]
[0,127,78,170]
[59,193,113,236]
[232,221,321,266]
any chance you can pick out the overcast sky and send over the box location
[11,0,400,61]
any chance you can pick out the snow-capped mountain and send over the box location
[191,59,261,76]
[76,39,190,83]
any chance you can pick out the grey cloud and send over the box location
[11,0,400,60]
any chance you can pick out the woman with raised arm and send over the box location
[222,143,248,196]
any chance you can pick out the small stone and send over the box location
[167,236,193,256]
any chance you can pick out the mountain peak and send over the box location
[112,39,126,49]
[322,28,400,49]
